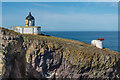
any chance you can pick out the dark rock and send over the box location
[0,27,120,79]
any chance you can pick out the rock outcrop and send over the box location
[0,27,120,79]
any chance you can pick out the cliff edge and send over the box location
[0,27,120,79]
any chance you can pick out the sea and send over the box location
[42,31,119,52]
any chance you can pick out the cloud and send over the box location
[33,3,50,7]
[33,3,65,8]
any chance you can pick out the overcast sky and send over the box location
[2,2,118,31]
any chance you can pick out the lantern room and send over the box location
[25,12,35,27]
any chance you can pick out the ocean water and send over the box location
[42,31,118,52]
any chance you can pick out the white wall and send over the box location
[91,40,103,49]
[24,28,33,34]
[16,27,41,34]
[34,28,38,33]
[19,28,23,33]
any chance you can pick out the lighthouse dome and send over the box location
[26,12,35,20]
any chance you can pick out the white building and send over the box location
[11,12,41,35]
[91,38,104,49]
[91,40,103,49]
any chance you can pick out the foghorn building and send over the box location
[11,12,41,35]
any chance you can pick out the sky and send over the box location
[1,0,120,2]
[2,2,118,31]
[0,1,2,27]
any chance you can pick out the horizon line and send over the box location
[1,27,118,32]
[42,30,118,31]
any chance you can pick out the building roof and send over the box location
[26,12,35,20]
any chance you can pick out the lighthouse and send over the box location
[11,12,41,35]
[25,12,35,27]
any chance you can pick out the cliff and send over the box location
[0,27,120,79]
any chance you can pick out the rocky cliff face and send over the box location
[0,27,120,79]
